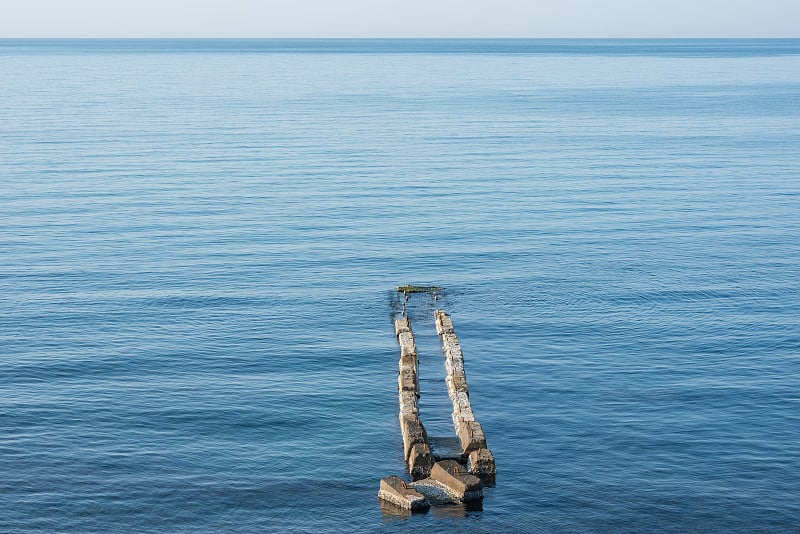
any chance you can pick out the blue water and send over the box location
[1,39,799,532]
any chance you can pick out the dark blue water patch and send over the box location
[1,38,799,57]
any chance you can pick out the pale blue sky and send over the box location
[1,0,798,38]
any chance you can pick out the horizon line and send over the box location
[2,36,800,40]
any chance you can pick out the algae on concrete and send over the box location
[396,285,444,294]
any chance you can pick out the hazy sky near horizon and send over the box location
[1,0,798,38]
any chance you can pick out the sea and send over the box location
[1,39,799,533]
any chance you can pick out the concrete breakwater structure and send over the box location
[393,315,435,481]
[434,310,496,480]
[378,287,495,512]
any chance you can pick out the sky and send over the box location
[1,0,798,38]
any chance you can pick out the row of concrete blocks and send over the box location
[379,313,492,511]
[394,316,435,481]
[378,460,483,512]
[434,310,496,479]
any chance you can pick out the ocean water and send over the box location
[1,39,799,532]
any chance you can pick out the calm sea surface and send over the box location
[1,39,799,532]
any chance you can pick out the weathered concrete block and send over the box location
[450,388,471,406]
[378,475,429,511]
[430,460,482,501]
[399,351,417,373]
[467,448,496,480]
[408,442,435,480]
[449,391,474,419]
[456,420,487,454]
[445,362,466,389]
[409,478,456,505]
[399,415,428,460]
[452,412,476,431]
[434,311,454,336]
[397,331,417,357]
[445,351,463,369]
[394,316,411,337]
[441,332,461,353]
[398,391,418,418]
[451,409,475,428]
[444,349,462,363]
[446,371,469,394]
[398,367,418,392]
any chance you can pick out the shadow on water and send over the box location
[428,435,462,461]
[432,500,484,517]
[378,499,419,520]
[379,498,483,520]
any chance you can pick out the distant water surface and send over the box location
[1,39,799,532]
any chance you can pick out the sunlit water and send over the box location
[2,39,799,532]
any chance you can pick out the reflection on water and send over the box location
[431,499,484,518]
[380,496,484,519]
[378,499,418,519]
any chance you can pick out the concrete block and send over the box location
[441,332,461,353]
[397,331,417,357]
[398,367,418,392]
[452,412,476,431]
[398,391,418,418]
[446,372,468,394]
[399,351,417,372]
[445,349,463,367]
[408,442,434,480]
[456,420,487,454]
[467,448,496,480]
[378,476,429,511]
[409,478,455,505]
[430,460,483,501]
[451,409,475,428]
[449,391,473,417]
[399,415,428,460]
[434,311,454,336]
[445,359,466,383]
[394,316,411,337]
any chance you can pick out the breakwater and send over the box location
[394,316,435,480]
[435,310,496,479]
[379,298,495,512]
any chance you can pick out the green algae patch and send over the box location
[397,285,444,294]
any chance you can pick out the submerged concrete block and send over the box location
[378,476,429,511]
[467,448,496,479]
[408,442,435,479]
[430,460,483,501]
[394,316,411,337]
[456,420,487,454]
